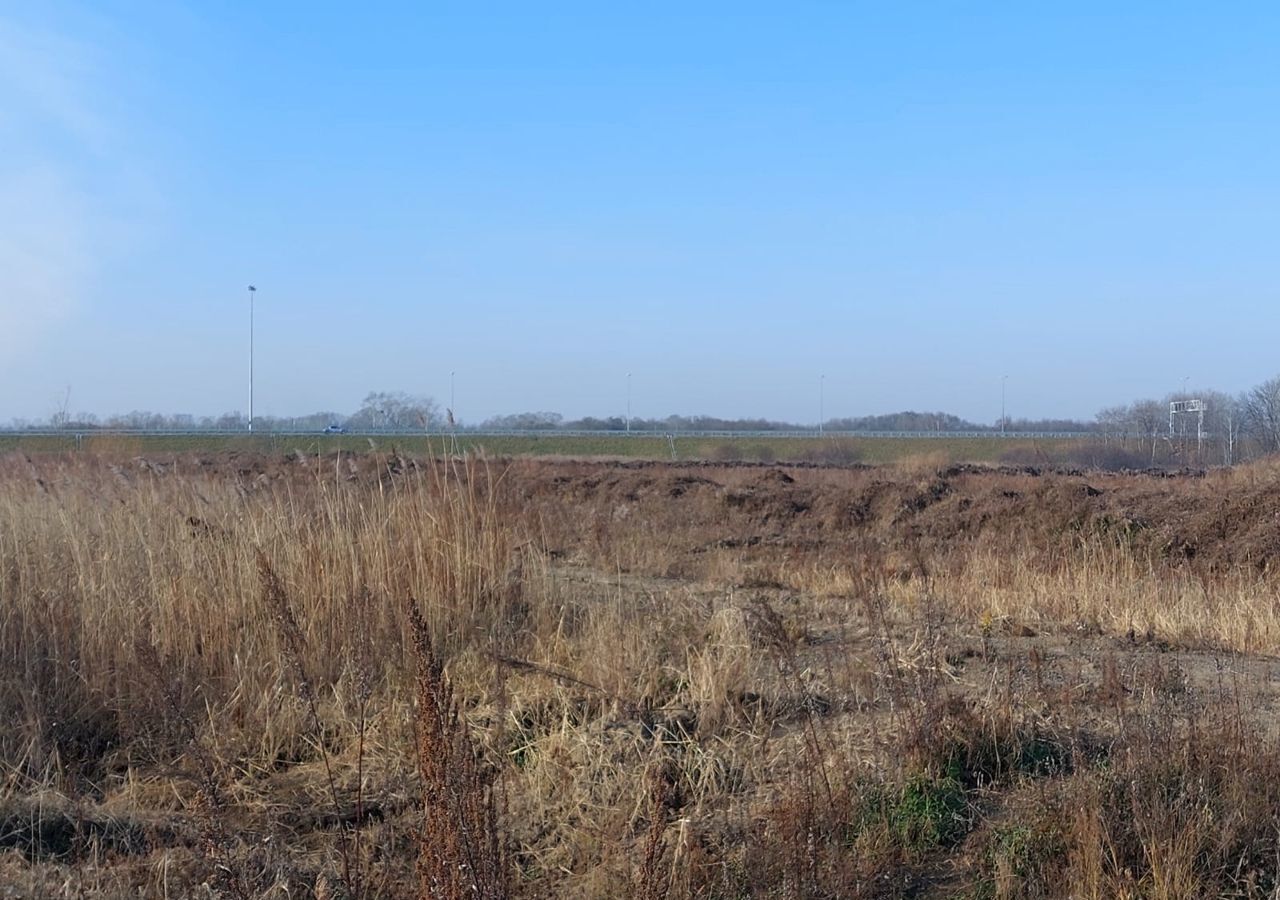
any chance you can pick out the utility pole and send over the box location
[626,372,632,433]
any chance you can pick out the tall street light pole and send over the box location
[1001,374,1008,435]
[819,374,825,437]
[627,373,632,433]
[248,285,256,432]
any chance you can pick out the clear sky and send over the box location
[3,2,1279,425]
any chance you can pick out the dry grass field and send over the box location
[6,449,1280,898]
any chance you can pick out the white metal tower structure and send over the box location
[1169,399,1206,458]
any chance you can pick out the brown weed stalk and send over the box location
[406,598,508,900]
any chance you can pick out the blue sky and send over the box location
[3,2,1279,424]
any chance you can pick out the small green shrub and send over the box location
[857,765,972,853]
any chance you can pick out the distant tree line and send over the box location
[14,391,440,434]
[13,374,1280,466]
[480,411,1097,434]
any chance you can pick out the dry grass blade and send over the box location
[257,550,358,896]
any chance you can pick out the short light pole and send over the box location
[443,371,458,453]
[248,285,257,432]
[819,374,825,437]
[626,373,632,433]
[1001,374,1008,435]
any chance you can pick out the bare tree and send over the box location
[1199,390,1244,465]
[348,391,441,432]
[1244,377,1280,453]
[1095,405,1131,448]
[1128,399,1166,464]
